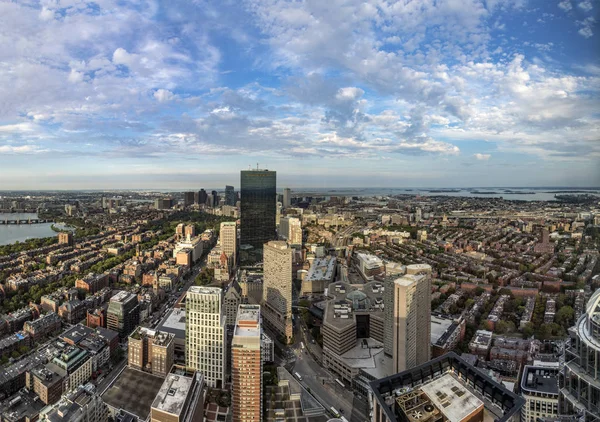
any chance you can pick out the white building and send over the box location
[279,217,302,247]
[220,221,237,264]
[185,286,226,388]
[262,241,293,343]
[173,235,203,262]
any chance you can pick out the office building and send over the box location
[128,327,175,378]
[209,190,219,208]
[39,384,109,422]
[107,291,140,340]
[185,286,225,388]
[560,288,600,421]
[392,264,432,373]
[231,305,262,422]
[58,232,73,246]
[322,281,389,387]
[150,367,205,422]
[369,353,524,422]
[225,185,236,206]
[196,189,207,205]
[154,198,174,210]
[262,241,293,343]
[26,364,66,405]
[50,346,93,392]
[283,188,291,208]
[301,256,336,295]
[173,235,203,263]
[183,192,195,207]
[220,221,238,264]
[240,169,277,250]
[356,253,385,281]
[279,217,302,247]
[521,365,559,422]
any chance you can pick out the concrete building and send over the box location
[183,192,195,207]
[369,352,524,422]
[392,264,432,373]
[301,256,336,295]
[26,364,66,405]
[520,365,559,422]
[220,221,238,265]
[173,236,203,263]
[150,367,205,422]
[240,169,277,251]
[279,217,302,247]
[185,286,225,388]
[262,241,293,343]
[356,253,385,281]
[560,288,600,421]
[107,291,139,340]
[156,308,186,364]
[231,305,262,422]
[322,281,389,386]
[128,327,175,377]
[282,188,291,208]
[261,333,274,363]
[50,346,93,392]
[39,384,109,422]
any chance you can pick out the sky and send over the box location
[0,0,599,190]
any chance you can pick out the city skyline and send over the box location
[1,1,599,189]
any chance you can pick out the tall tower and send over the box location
[240,169,276,250]
[283,188,291,208]
[262,241,293,343]
[220,221,238,265]
[186,286,226,388]
[232,304,262,422]
[225,185,236,206]
[392,264,432,373]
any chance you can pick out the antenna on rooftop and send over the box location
[256,162,259,170]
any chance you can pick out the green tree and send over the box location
[555,306,575,329]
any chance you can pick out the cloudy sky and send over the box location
[0,0,599,189]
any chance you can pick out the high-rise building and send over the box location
[183,192,195,207]
[185,286,226,388]
[262,241,293,343]
[225,185,236,206]
[231,305,262,422]
[128,327,175,377]
[240,169,276,250]
[154,198,174,210]
[415,207,422,223]
[107,291,140,340]
[520,364,559,422]
[560,288,600,421]
[151,367,205,422]
[220,221,237,264]
[210,190,219,208]
[283,188,291,208]
[392,264,432,373]
[195,189,208,205]
[278,216,302,246]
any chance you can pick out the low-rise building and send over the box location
[150,367,204,422]
[128,327,175,377]
[39,384,109,422]
[301,256,336,295]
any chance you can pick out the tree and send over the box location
[555,306,575,329]
[522,322,535,338]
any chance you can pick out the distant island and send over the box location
[427,189,461,193]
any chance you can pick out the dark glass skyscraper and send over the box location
[225,185,236,206]
[240,169,276,250]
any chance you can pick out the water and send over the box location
[0,213,56,246]
[291,188,600,202]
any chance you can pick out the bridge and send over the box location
[0,219,53,225]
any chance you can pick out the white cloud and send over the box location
[154,89,175,103]
[474,153,491,160]
[336,87,364,101]
[558,1,573,11]
[578,1,593,12]
[0,145,48,154]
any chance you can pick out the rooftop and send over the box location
[234,304,261,337]
[306,257,336,282]
[188,286,222,295]
[102,367,165,420]
[418,373,484,422]
[157,308,186,338]
[110,290,136,303]
[151,372,201,416]
[520,365,559,395]
[431,316,454,345]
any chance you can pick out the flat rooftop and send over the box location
[431,316,454,344]
[306,257,336,281]
[102,367,165,420]
[419,373,484,422]
[157,308,186,339]
[234,305,261,337]
[521,366,559,395]
[188,286,222,295]
[110,290,134,303]
[394,274,422,287]
[151,373,194,416]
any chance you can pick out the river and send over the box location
[0,213,56,246]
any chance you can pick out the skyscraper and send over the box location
[392,264,432,373]
[185,286,225,388]
[231,304,262,422]
[262,241,293,343]
[283,188,291,208]
[240,169,276,250]
[278,217,302,247]
[220,221,237,264]
[107,291,140,340]
[183,192,195,207]
[225,185,236,206]
[197,189,208,205]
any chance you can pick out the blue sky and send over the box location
[0,0,598,189]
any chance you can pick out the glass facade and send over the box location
[240,169,276,250]
[559,289,600,422]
